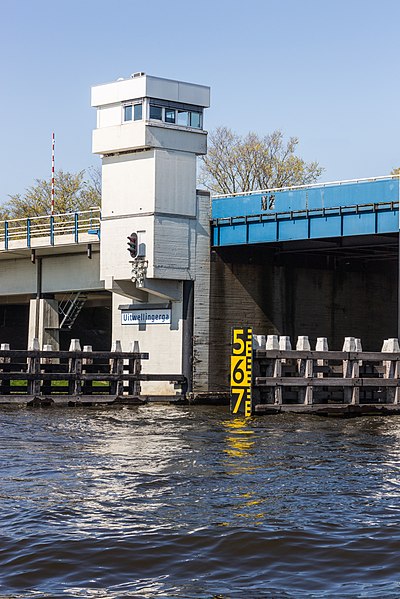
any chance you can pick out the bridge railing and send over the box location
[0,207,101,249]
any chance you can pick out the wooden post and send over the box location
[83,345,93,395]
[316,337,329,379]
[41,344,53,395]
[296,336,313,405]
[342,337,359,404]
[0,343,10,396]
[27,338,41,396]
[68,339,82,396]
[110,340,124,396]
[383,338,400,404]
[264,336,278,404]
[129,340,141,396]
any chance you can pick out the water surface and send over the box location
[1,405,400,597]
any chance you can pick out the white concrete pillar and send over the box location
[111,340,122,352]
[252,335,266,349]
[296,336,311,350]
[315,337,329,351]
[385,338,400,352]
[266,335,279,350]
[28,299,59,350]
[342,337,357,352]
[69,339,81,351]
[279,336,292,350]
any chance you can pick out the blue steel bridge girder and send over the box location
[211,176,400,247]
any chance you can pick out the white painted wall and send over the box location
[92,120,147,155]
[93,122,207,155]
[101,150,155,217]
[111,290,183,395]
[100,216,155,282]
[97,103,122,128]
[93,73,211,394]
[154,150,196,216]
[92,74,210,109]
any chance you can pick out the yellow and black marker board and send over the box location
[230,327,253,417]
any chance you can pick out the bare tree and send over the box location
[200,127,323,194]
[0,169,101,220]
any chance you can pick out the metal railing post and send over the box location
[50,215,54,245]
[74,212,79,243]
[4,222,8,250]
[27,218,31,248]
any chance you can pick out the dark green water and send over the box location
[1,405,400,598]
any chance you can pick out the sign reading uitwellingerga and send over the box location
[121,309,171,325]
[230,328,253,417]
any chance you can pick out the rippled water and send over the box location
[1,406,400,597]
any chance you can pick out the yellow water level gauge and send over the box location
[230,328,253,417]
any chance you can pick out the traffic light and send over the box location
[127,232,138,258]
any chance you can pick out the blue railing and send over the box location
[0,208,101,250]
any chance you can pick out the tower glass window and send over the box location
[177,110,189,126]
[134,103,142,120]
[149,104,163,120]
[190,111,201,128]
[165,108,176,123]
[124,105,133,121]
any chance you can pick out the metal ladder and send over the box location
[58,292,87,330]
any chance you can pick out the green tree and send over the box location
[0,167,101,220]
[200,127,323,194]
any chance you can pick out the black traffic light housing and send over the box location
[127,232,138,259]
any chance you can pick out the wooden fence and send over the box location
[0,339,186,406]
[252,335,400,414]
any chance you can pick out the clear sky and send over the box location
[1,0,399,201]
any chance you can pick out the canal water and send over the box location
[1,406,400,598]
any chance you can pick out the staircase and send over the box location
[58,292,87,330]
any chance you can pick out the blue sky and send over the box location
[1,0,399,201]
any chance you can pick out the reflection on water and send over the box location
[222,418,266,525]
[2,406,400,597]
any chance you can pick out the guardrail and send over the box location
[0,207,101,249]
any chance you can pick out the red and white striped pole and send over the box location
[51,132,55,215]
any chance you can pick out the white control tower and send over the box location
[91,72,211,394]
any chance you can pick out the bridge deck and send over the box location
[211,176,400,247]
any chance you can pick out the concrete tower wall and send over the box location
[92,72,211,394]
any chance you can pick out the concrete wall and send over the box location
[192,191,212,391]
[209,245,397,391]
[0,251,103,297]
[101,151,155,217]
[91,74,210,110]
[111,290,183,395]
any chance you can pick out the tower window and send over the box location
[190,111,202,128]
[149,104,163,120]
[177,110,189,126]
[123,102,142,122]
[165,108,176,123]
[134,103,142,120]
[124,105,132,121]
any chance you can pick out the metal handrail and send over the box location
[0,208,101,248]
[212,174,400,199]
[212,200,399,225]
